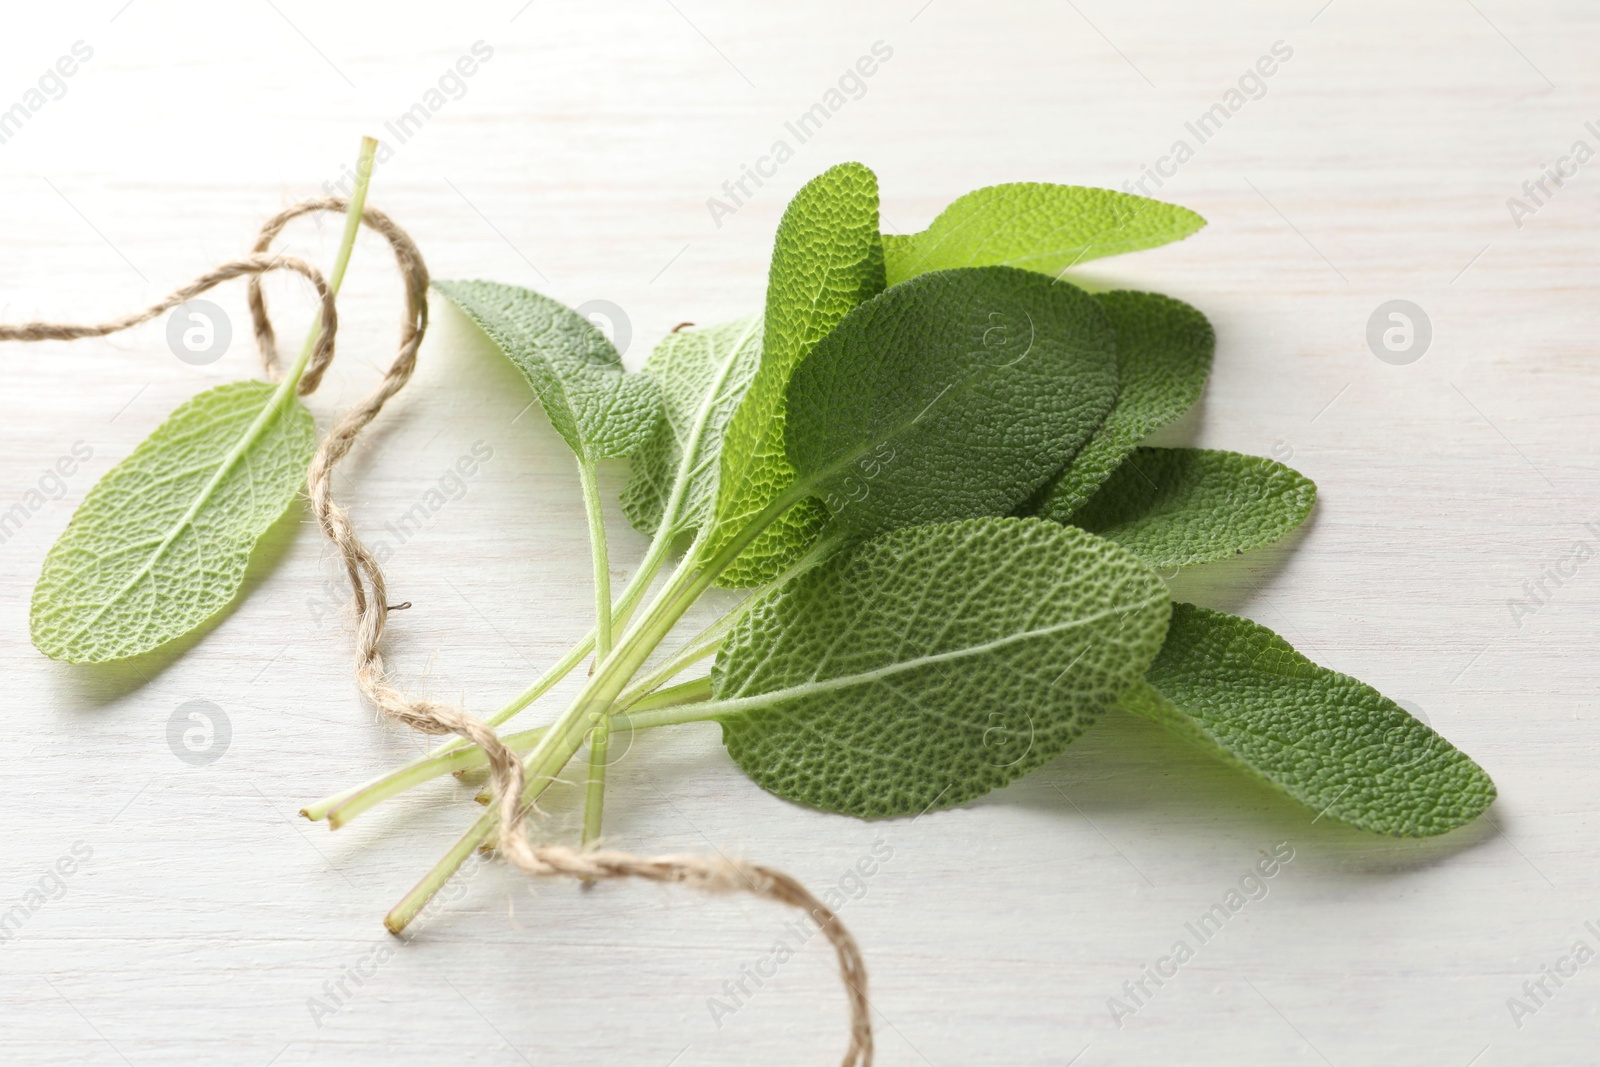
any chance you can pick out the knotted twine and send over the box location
[0,196,871,1067]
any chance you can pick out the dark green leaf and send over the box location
[1035,290,1213,518]
[1068,447,1315,567]
[785,266,1119,546]
[1123,603,1496,836]
[712,518,1171,817]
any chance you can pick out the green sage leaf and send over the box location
[883,184,1205,286]
[1068,447,1315,567]
[620,316,762,539]
[1035,290,1213,518]
[710,517,1171,818]
[432,279,660,462]
[706,162,886,586]
[31,380,315,664]
[786,266,1118,546]
[1122,603,1496,836]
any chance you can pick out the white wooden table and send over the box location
[1,1,1594,1063]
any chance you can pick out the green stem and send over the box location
[584,534,835,718]
[324,325,761,835]
[303,530,678,825]
[340,636,722,819]
[386,536,712,931]
[301,639,589,822]
[329,725,549,828]
[619,616,729,705]
[477,676,715,803]
[279,136,377,388]
[327,142,376,293]
[386,486,816,932]
[340,687,721,816]
[577,458,613,660]
[581,721,608,847]
[577,457,613,845]
[619,673,713,715]
[620,691,722,730]
[384,823,486,934]
[519,485,808,807]
[343,508,795,826]
[379,681,722,933]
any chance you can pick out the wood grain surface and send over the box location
[0,1,1594,1064]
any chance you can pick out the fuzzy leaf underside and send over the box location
[1122,604,1496,836]
[1035,290,1214,518]
[433,279,660,462]
[31,380,315,664]
[786,266,1119,547]
[708,162,886,586]
[620,316,763,538]
[1068,447,1316,567]
[713,518,1171,818]
[882,183,1206,287]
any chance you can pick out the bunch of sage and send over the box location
[22,159,1494,938]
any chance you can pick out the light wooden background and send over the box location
[1,1,1596,1063]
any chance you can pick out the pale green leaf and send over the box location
[31,380,315,664]
[1035,290,1213,518]
[883,184,1205,286]
[706,162,886,586]
[1068,447,1315,567]
[620,316,762,539]
[1122,603,1496,836]
[709,518,1171,818]
[433,279,660,462]
[786,266,1119,546]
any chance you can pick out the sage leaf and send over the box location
[883,184,1205,287]
[1122,603,1496,835]
[620,316,762,539]
[433,279,660,462]
[786,266,1118,546]
[31,380,315,664]
[1035,291,1213,519]
[1068,447,1315,567]
[710,517,1171,817]
[706,162,886,586]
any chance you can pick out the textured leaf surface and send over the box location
[433,279,659,462]
[620,316,762,538]
[1123,604,1496,836]
[1035,291,1213,518]
[711,518,1170,817]
[1068,448,1315,567]
[707,162,886,586]
[883,184,1205,286]
[786,266,1119,546]
[31,380,315,663]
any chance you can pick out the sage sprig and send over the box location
[297,164,1491,931]
[29,138,381,664]
[24,158,1493,934]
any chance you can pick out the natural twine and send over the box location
[0,197,871,1067]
